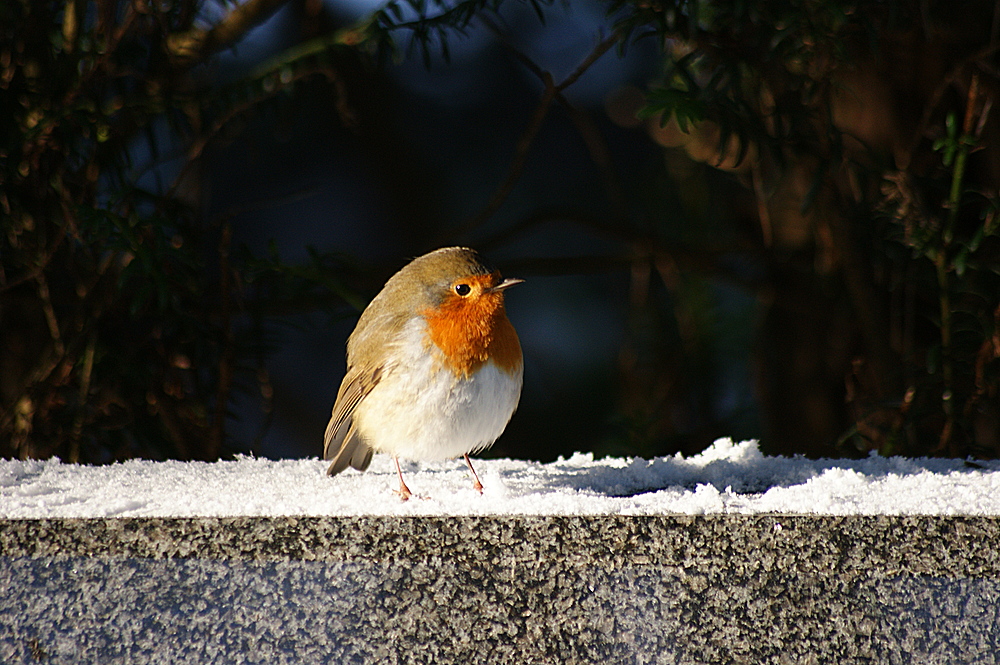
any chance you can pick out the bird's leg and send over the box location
[393,456,413,501]
[464,454,484,494]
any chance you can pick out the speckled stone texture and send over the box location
[2,516,1000,663]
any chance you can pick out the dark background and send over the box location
[208,0,754,462]
[3,0,999,464]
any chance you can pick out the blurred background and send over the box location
[3,0,999,464]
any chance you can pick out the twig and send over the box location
[903,42,1000,167]
[935,73,983,453]
[450,20,623,239]
[69,330,97,464]
[0,224,68,293]
[165,66,345,204]
[451,72,558,238]
[35,274,65,358]
[559,99,628,220]
[167,0,293,67]
[556,31,621,92]
[476,206,767,292]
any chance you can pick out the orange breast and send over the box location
[422,274,522,378]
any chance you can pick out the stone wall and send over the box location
[3,515,999,663]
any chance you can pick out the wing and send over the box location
[323,364,382,476]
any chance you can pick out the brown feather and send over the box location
[324,365,381,476]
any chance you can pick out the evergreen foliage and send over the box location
[3,0,999,461]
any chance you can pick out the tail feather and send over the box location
[325,421,373,476]
[324,364,381,477]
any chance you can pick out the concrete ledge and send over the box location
[3,516,1000,663]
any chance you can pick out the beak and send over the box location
[488,277,524,292]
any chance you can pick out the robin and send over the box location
[323,247,523,500]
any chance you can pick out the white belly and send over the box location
[352,319,522,461]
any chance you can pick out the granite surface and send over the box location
[2,515,999,663]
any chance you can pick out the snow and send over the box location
[3,439,1000,518]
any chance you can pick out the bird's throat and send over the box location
[422,293,522,378]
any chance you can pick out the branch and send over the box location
[166,65,348,203]
[452,73,558,237]
[448,20,622,239]
[475,207,767,292]
[902,40,1000,168]
[167,0,293,68]
[555,31,620,92]
[498,23,625,212]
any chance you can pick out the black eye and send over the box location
[454,283,471,296]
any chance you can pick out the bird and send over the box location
[323,247,523,500]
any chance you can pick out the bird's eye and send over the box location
[454,283,471,296]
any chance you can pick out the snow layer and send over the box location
[3,439,1000,518]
